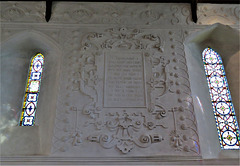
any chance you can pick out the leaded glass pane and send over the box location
[202,47,240,149]
[19,53,44,126]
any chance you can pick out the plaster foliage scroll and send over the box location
[197,4,240,25]
[170,4,239,25]
[52,27,201,157]
[1,2,239,26]
[0,2,45,23]
[46,3,171,25]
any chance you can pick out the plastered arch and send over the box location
[1,29,61,52]
[1,30,62,155]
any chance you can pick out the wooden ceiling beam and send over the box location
[42,0,239,3]
[191,0,198,23]
[45,0,52,22]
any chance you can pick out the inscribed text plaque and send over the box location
[104,53,146,107]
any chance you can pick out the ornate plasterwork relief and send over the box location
[170,4,239,25]
[0,2,45,22]
[0,1,239,161]
[1,2,239,26]
[52,27,200,156]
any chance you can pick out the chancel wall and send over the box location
[0,1,239,164]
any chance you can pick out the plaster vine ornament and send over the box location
[72,8,93,22]
[82,102,102,119]
[72,132,83,146]
[76,27,165,52]
[1,2,239,25]
[87,111,164,154]
[147,55,171,99]
[2,7,25,20]
[139,8,164,25]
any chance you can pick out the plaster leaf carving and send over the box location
[139,9,164,25]
[197,5,240,25]
[101,4,122,24]
[86,111,164,154]
[2,6,25,21]
[72,8,93,22]
[170,130,184,150]
[148,55,171,99]
[1,2,45,22]
[72,132,83,146]
[75,54,99,102]
[78,27,165,52]
[170,5,180,25]
[82,102,102,119]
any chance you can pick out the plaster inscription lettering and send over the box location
[104,54,146,108]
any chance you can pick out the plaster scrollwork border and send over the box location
[68,27,173,154]
[87,111,164,154]
[64,27,201,155]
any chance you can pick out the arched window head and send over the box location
[202,47,240,149]
[19,53,44,126]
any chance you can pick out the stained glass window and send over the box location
[19,53,44,126]
[202,47,240,149]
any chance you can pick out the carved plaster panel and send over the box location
[1,1,239,163]
[0,2,45,23]
[1,2,239,26]
[170,4,239,25]
[51,27,201,157]
[197,4,240,25]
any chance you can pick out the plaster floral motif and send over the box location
[87,111,164,154]
[77,27,165,53]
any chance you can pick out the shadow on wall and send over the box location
[0,30,62,155]
[184,23,239,159]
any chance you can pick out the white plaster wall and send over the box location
[0,1,239,164]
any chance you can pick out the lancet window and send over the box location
[202,48,240,149]
[19,53,44,126]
